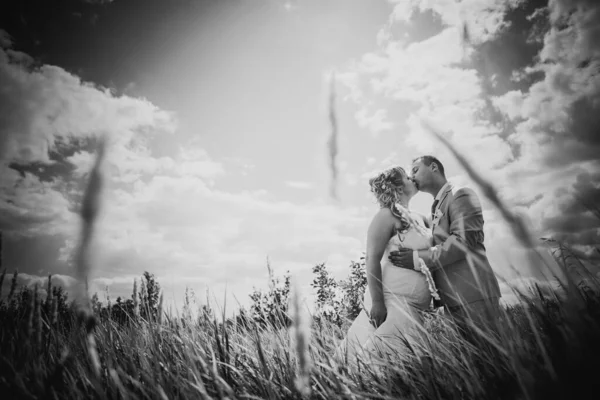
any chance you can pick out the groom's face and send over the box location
[410,160,430,191]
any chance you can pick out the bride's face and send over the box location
[401,171,417,197]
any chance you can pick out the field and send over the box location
[1,258,600,400]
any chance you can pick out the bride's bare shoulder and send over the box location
[372,207,407,230]
[367,207,398,234]
[372,206,395,219]
[371,207,402,224]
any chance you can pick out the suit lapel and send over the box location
[438,186,452,209]
[432,185,452,231]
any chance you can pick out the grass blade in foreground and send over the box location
[73,135,107,378]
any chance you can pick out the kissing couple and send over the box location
[336,155,502,360]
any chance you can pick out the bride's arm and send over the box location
[365,208,395,307]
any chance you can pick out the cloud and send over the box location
[65,151,96,178]
[0,28,184,244]
[342,4,516,172]
[388,0,521,44]
[532,168,600,249]
[336,70,363,103]
[90,174,366,277]
[0,168,77,238]
[0,31,177,239]
[494,0,600,248]
[355,107,394,136]
[0,39,176,165]
[64,174,368,312]
[48,149,366,310]
[492,90,525,120]
[500,0,600,169]
[0,30,12,48]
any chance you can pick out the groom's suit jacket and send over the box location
[427,184,501,308]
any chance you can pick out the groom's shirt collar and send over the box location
[434,182,451,203]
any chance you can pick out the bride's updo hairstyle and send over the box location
[369,166,406,207]
[369,166,410,230]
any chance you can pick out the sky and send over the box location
[1,0,599,315]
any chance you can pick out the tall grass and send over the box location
[2,279,599,400]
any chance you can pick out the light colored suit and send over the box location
[427,184,501,309]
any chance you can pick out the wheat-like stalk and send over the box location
[73,134,107,377]
[140,279,147,318]
[74,136,107,313]
[290,278,311,397]
[8,270,17,302]
[51,296,58,326]
[133,279,139,318]
[45,274,53,310]
[157,290,164,326]
[327,71,339,201]
[0,268,5,300]
[266,256,274,290]
[105,285,111,310]
[34,291,42,348]
[109,368,128,398]
[26,283,37,339]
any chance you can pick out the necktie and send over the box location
[431,199,439,220]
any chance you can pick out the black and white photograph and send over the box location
[1,0,599,399]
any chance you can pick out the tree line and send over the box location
[0,257,368,330]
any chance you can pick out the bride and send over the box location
[336,166,439,360]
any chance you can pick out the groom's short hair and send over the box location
[413,155,445,177]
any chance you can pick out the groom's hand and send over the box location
[388,248,414,270]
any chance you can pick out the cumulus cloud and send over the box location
[388,0,521,44]
[54,173,368,312]
[492,90,525,120]
[498,0,600,170]
[0,42,176,165]
[89,174,366,279]
[0,30,177,239]
[494,0,600,250]
[355,107,393,136]
[343,2,517,174]
[0,30,12,48]
[0,167,76,237]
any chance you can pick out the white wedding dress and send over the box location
[336,213,433,360]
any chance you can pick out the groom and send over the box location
[389,156,501,331]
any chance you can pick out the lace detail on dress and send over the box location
[393,203,440,301]
[417,258,440,301]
